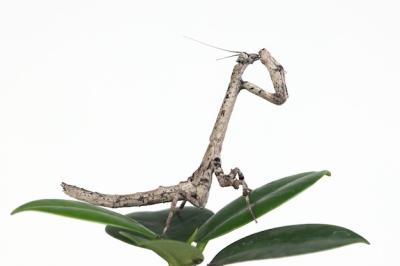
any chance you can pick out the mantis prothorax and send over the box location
[62,45,288,235]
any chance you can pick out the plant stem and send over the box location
[196,241,208,252]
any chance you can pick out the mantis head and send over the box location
[236,52,260,64]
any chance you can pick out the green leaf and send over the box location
[11,199,156,239]
[196,171,330,242]
[120,232,204,266]
[106,207,213,246]
[209,224,369,265]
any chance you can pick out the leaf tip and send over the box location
[359,235,370,245]
[322,170,331,177]
[10,204,25,215]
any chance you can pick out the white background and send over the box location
[1,0,399,265]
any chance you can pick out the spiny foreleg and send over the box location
[241,48,288,105]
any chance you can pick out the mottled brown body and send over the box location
[62,48,288,233]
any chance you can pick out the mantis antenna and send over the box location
[183,36,243,59]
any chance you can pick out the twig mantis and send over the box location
[62,44,288,235]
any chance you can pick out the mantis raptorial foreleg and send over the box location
[241,48,288,105]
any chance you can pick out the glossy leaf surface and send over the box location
[12,199,156,238]
[209,224,369,265]
[121,232,204,266]
[196,171,331,242]
[106,207,213,245]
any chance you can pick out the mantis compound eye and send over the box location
[237,52,259,64]
[248,53,260,61]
